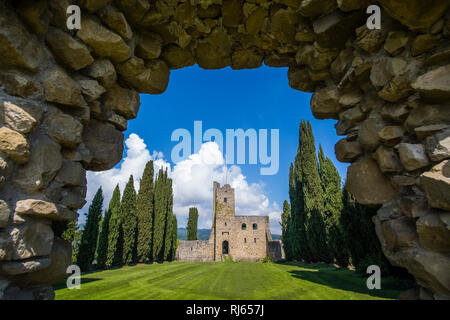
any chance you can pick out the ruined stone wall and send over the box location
[229,216,268,261]
[268,240,285,261]
[0,0,449,299]
[176,240,214,261]
[176,216,271,262]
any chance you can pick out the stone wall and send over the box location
[268,240,285,261]
[0,0,449,299]
[226,216,269,261]
[176,240,214,261]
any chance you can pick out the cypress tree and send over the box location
[329,223,349,267]
[171,214,178,261]
[341,186,365,267]
[163,213,173,261]
[285,121,377,265]
[53,220,80,263]
[280,200,290,242]
[96,214,103,252]
[318,144,344,264]
[52,219,78,243]
[72,227,82,263]
[285,122,313,262]
[64,220,78,244]
[301,121,328,263]
[187,207,199,240]
[287,153,302,260]
[152,168,166,261]
[96,209,111,269]
[106,185,122,268]
[340,187,354,260]
[283,164,295,260]
[340,186,389,272]
[116,227,124,265]
[136,160,155,262]
[295,121,312,262]
[77,187,103,271]
[163,172,174,261]
[121,175,138,264]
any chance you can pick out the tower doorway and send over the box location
[222,241,229,255]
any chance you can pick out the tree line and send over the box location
[282,120,392,274]
[73,160,177,272]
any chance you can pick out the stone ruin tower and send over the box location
[211,181,278,262]
[211,181,236,260]
[176,182,284,262]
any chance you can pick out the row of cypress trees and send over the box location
[282,120,389,273]
[77,160,178,271]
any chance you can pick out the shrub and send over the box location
[222,255,234,263]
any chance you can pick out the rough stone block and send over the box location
[0,127,30,164]
[347,156,397,205]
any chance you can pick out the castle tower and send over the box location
[211,182,235,261]
[213,182,235,219]
[177,181,283,263]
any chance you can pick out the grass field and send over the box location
[55,261,402,300]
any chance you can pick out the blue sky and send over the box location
[84,64,348,234]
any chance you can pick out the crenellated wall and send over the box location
[0,0,449,300]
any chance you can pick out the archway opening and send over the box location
[1,0,447,300]
[222,241,229,255]
[85,65,346,237]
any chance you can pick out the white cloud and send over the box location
[82,134,169,217]
[82,134,282,234]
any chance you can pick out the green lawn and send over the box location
[55,261,402,300]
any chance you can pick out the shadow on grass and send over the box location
[53,264,159,291]
[277,261,400,300]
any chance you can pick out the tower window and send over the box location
[253,223,257,230]
[244,238,246,243]
[242,223,246,230]
[254,238,256,243]
[225,222,227,226]
[224,197,227,203]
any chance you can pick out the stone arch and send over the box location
[0,0,449,300]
